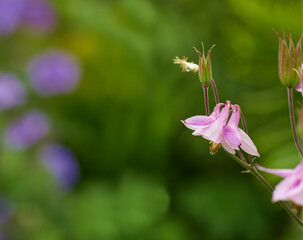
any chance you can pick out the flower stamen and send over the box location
[209,141,221,155]
[173,56,199,73]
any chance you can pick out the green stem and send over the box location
[210,78,219,104]
[203,84,210,116]
[224,151,303,227]
[287,87,303,156]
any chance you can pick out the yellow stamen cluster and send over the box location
[173,56,199,73]
[173,56,189,72]
[209,141,221,155]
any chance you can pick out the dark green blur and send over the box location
[0,0,302,239]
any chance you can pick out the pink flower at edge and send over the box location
[182,101,259,157]
[296,81,302,93]
[256,161,303,206]
[295,63,303,93]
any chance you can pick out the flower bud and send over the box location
[194,43,215,85]
[274,30,302,87]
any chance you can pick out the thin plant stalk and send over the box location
[210,78,219,104]
[240,112,252,163]
[287,87,303,156]
[203,84,210,116]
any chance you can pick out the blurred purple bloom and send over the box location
[0,198,14,225]
[0,74,26,110]
[0,233,8,240]
[40,144,80,190]
[5,111,49,149]
[0,0,25,35]
[27,50,81,95]
[22,0,56,33]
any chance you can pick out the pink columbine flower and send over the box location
[257,161,303,206]
[296,81,302,93]
[182,101,259,156]
[295,63,303,93]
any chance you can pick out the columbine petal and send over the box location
[223,105,241,146]
[221,138,237,154]
[182,116,214,131]
[296,81,302,93]
[255,164,294,178]
[257,160,303,206]
[202,102,230,143]
[182,102,224,136]
[272,174,303,205]
[238,129,260,157]
[223,125,241,146]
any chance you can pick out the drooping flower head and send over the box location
[39,144,80,190]
[5,111,49,149]
[22,0,56,33]
[182,101,259,156]
[27,50,81,96]
[0,0,26,35]
[257,160,303,206]
[0,73,26,110]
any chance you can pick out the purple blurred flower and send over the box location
[0,198,14,225]
[0,74,26,110]
[5,111,49,149]
[27,50,81,96]
[22,0,56,33]
[0,233,8,240]
[40,144,80,190]
[0,0,25,35]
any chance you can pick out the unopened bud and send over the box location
[194,43,215,85]
[274,30,302,87]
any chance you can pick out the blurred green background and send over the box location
[0,0,302,239]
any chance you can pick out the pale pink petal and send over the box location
[182,116,214,131]
[223,125,241,146]
[272,175,303,205]
[203,103,230,143]
[201,120,224,143]
[238,129,260,157]
[256,164,294,178]
[296,81,302,93]
[221,138,237,154]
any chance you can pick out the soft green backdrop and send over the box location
[0,0,302,239]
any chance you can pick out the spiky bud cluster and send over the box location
[274,30,302,87]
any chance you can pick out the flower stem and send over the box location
[224,150,303,227]
[287,87,303,156]
[240,112,248,134]
[210,78,219,104]
[203,84,210,116]
[239,112,252,163]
